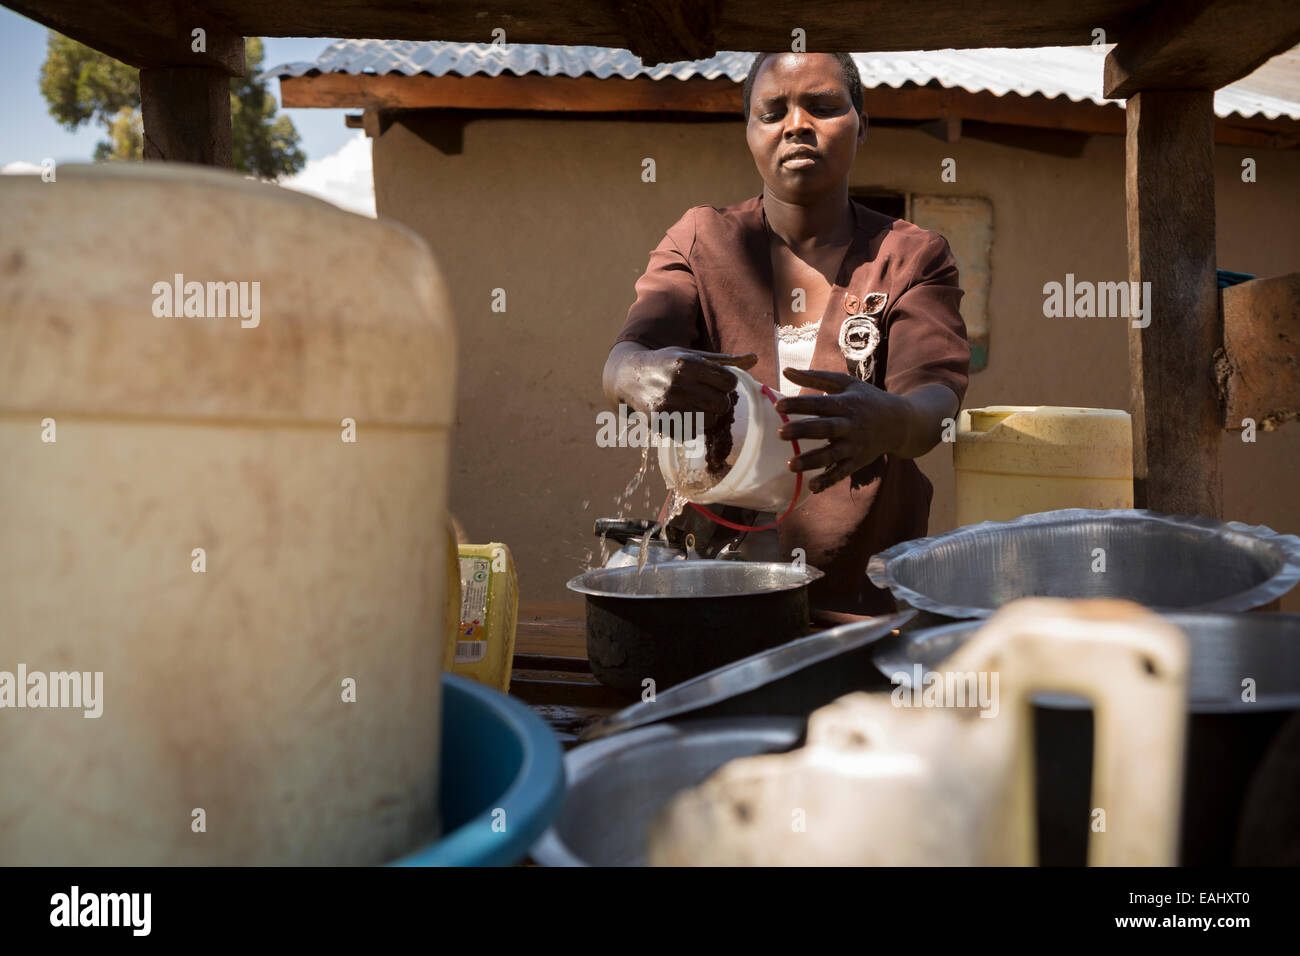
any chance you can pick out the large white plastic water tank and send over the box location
[0,164,456,864]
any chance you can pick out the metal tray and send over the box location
[582,610,914,741]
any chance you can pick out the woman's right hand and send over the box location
[611,344,758,430]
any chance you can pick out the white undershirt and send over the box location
[774,319,821,397]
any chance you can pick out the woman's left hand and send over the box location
[773,367,908,494]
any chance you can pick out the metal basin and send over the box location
[867,509,1300,624]
[568,562,824,695]
[874,611,1300,865]
[530,717,805,866]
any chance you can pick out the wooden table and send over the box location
[510,600,634,746]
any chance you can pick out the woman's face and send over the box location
[745,53,866,204]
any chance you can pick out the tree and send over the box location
[40,34,306,180]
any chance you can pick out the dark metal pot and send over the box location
[567,561,823,696]
[874,611,1300,866]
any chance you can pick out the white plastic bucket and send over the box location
[658,368,828,514]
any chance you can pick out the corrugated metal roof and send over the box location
[268,39,1300,122]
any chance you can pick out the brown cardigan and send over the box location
[612,194,970,620]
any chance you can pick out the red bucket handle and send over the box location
[675,382,803,533]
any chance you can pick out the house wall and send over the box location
[372,111,1300,611]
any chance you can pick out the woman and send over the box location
[602,52,969,623]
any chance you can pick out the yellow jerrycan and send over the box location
[441,531,518,693]
[954,406,1133,526]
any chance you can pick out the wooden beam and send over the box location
[10,0,1154,60]
[605,0,721,66]
[140,66,233,166]
[391,112,466,154]
[1104,0,1300,98]
[279,73,1300,146]
[281,73,744,113]
[7,0,245,74]
[1218,273,1300,431]
[1214,122,1300,150]
[360,108,403,140]
[1125,90,1221,517]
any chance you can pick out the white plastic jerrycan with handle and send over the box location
[657,367,828,515]
[648,597,1189,866]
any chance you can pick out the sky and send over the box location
[0,8,375,216]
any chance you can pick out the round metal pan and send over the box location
[581,610,914,741]
[866,509,1300,625]
[531,716,806,867]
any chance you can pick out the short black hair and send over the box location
[742,52,864,118]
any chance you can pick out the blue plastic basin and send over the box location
[389,674,565,866]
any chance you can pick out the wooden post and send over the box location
[140,66,233,167]
[1125,90,1221,517]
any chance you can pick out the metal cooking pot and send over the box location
[566,561,824,696]
[873,611,1300,865]
[867,509,1300,628]
[530,717,805,866]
